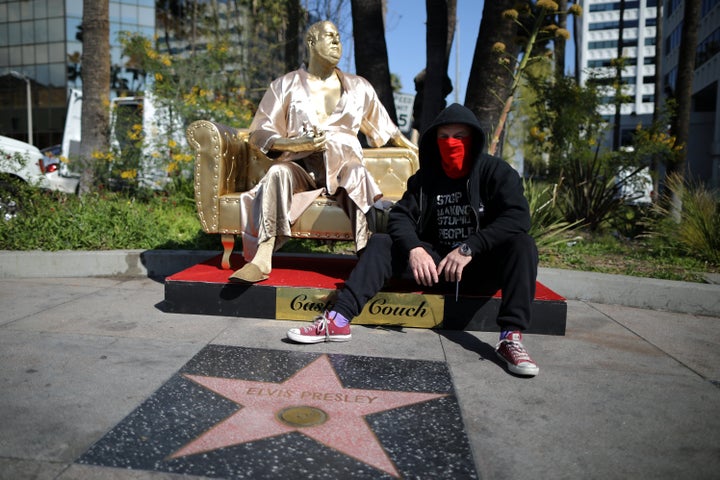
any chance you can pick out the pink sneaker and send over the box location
[495,331,539,376]
[286,313,352,344]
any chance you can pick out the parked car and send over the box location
[0,135,80,220]
[41,143,80,180]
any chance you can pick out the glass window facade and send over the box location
[0,0,156,148]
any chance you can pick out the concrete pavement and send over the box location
[2,249,720,316]
[0,252,719,479]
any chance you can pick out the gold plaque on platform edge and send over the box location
[276,287,336,321]
[275,287,444,329]
[354,291,444,328]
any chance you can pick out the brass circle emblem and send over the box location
[277,406,328,428]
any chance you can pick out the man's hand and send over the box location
[408,246,439,287]
[272,131,327,153]
[438,248,473,282]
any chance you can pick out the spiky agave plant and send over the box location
[523,178,582,250]
[650,173,720,264]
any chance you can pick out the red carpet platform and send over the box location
[163,253,566,335]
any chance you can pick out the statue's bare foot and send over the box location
[228,263,269,283]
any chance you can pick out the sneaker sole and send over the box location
[286,331,351,344]
[496,351,539,377]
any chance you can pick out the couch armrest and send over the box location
[363,147,419,202]
[186,120,248,233]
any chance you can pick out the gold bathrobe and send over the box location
[238,67,402,260]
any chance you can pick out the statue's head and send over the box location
[305,21,342,67]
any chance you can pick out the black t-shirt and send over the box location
[423,175,475,255]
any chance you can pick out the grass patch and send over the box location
[1,183,718,283]
[539,231,719,282]
[0,185,219,251]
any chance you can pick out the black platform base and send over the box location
[163,254,567,335]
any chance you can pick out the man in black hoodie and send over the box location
[287,103,540,377]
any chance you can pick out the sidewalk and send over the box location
[0,253,719,479]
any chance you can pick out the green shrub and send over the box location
[523,178,582,250]
[0,179,219,251]
[649,174,720,264]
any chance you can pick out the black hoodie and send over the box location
[387,103,531,257]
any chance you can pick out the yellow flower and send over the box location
[537,0,559,11]
[568,4,583,16]
[556,28,571,40]
[168,139,177,148]
[502,9,519,21]
[120,169,137,179]
[166,162,178,173]
[155,72,163,81]
[492,42,507,53]
[161,56,172,67]
[530,126,546,142]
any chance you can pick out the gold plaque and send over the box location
[354,291,444,328]
[276,288,335,321]
[275,287,444,328]
[277,406,328,427]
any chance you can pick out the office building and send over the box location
[662,0,720,186]
[577,0,719,187]
[0,0,155,149]
[576,0,660,146]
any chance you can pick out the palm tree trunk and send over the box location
[79,0,110,194]
[669,0,701,179]
[555,0,568,78]
[464,0,519,151]
[419,0,455,131]
[351,0,398,122]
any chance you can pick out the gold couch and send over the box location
[186,120,419,270]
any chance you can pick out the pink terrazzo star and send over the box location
[169,355,447,478]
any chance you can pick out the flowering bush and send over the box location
[488,1,582,155]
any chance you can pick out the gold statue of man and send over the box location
[230,20,416,283]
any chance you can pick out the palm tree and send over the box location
[285,0,302,72]
[79,0,110,194]
[351,0,398,122]
[554,0,568,77]
[669,0,701,180]
[418,0,457,132]
[464,0,519,150]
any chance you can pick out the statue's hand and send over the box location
[272,132,327,153]
[391,132,418,155]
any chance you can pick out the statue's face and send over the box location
[310,22,342,66]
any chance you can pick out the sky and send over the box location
[339,0,575,104]
[383,0,484,102]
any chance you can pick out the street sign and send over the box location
[393,92,415,136]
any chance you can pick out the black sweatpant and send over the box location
[332,232,538,331]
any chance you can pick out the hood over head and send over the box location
[418,103,485,171]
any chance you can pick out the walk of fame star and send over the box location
[170,354,447,477]
[77,346,478,479]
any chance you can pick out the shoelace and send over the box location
[302,315,329,339]
[502,341,532,363]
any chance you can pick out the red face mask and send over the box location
[437,136,472,179]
